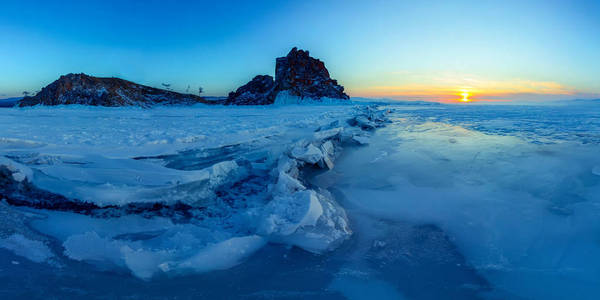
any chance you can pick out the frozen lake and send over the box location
[1,102,599,299]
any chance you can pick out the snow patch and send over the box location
[0,234,54,263]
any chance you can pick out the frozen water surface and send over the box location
[1,102,599,299]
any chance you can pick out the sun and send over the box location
[460,91,470,102]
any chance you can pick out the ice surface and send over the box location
[1,102,599,299]
[0,103,368,280]
[0,104,358,207]
[323,103,600,299]
[329,275,406,300]
[0,104,356,158]
[593,165,600,176]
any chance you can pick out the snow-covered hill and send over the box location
[18,73,209,107]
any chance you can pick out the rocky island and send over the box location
[18,73,209,107]
[16,48,349,107]
[226,47,349,105]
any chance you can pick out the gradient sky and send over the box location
[1,0,599,102]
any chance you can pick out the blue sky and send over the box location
[1,0,599,101]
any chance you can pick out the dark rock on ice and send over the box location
[18,73,210,107]
[225,75,277,105]
[274,47,349,100]
[226,47,350,105]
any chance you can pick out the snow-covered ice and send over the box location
[1,101,599,299]
[321,102,600,300]
[0,103,370,280]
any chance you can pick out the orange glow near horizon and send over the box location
[349,77,578,103]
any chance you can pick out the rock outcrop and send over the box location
[226,47,349,105]
[274,47,349,100]
[18,73,209,107]
[224,75,276,105]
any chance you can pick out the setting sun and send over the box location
[460,91,470,102]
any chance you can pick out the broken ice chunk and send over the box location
[290,143,324,165]
[313,127,343,141]
[321,140,335,156]
[259,189,352,253]
[277,156,299,177]
[259,190,324,236]
[162,235,266,276]
[208,160,241,186]
[319,141,335,170]
[315,120,340,132]
[353,115,376,130]
[273,171,306,195]
[352,135,370,145]
[0,156,33,182]
[164,160,246,206]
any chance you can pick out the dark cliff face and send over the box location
[224,75,277,105]
[226,47,349,105]
[274,47,349,100]
[18,73,209,107]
